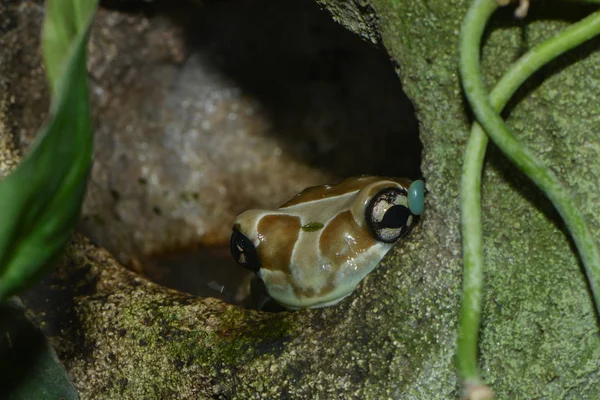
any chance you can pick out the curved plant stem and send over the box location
[458,0,600,396]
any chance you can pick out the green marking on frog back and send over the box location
[301,222,324,232]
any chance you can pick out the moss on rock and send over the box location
[1,0,599,398]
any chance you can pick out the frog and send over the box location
[230,176,425,310]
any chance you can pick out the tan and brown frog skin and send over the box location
[230,176,424,310]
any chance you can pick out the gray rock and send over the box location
[2,0,599,398]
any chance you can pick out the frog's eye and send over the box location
[366,187,414,243]
[230,228,261,272]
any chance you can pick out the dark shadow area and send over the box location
[0,300,46,396]
[100,0,159,15]
[104,0,422,178]
[142,244,254,305]
[179,0,422,178]
[21,259,95,353]
[0,298,78,398]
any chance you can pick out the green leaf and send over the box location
[0,298,79,400]
[0,0,99,300]
[42,1,99,96]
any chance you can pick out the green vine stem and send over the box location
[458,0,600,397]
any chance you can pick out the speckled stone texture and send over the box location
[2,0,600,398]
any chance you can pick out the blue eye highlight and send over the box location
[408,180,425,216]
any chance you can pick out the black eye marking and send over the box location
[380,204,411,229]
[366,187,415,243]
[230,228,261,272]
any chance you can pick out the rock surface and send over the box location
[1,0,599,398]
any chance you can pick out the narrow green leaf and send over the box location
[42,0,98,96]
[0,0,99,299]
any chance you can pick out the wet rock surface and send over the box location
[3,0,599,398]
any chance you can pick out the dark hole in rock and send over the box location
[142,245,255,306]
[91,0,422,311]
